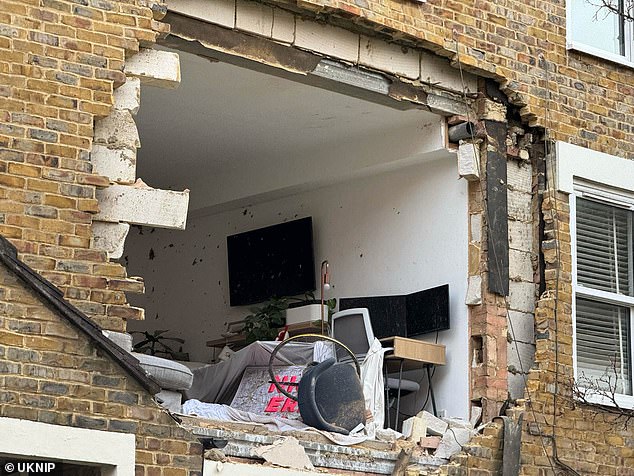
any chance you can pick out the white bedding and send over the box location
[181,400,369,446]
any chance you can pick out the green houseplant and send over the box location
[243,297,289,343]
[131,329,189,361]
[243,294,337,343]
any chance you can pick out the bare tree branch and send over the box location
[568,360,634,430]
[588,0,634,22]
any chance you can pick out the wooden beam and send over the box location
[486,120,509,296]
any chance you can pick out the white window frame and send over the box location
[570,183,634,409]
[556,141,634,409]
[0,418,136,476]
[566,0,634,69]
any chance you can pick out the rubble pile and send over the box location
[401,411,478,460]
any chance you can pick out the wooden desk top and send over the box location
[380,336,446,366]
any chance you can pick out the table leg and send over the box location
[427,364,438,417]
[384,363,390,429]
[395,359,404,431]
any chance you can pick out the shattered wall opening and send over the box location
[121,37,473,420]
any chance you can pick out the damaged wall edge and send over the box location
[188,423,447,475]
[485,119,510,296]
[162,12,470,116]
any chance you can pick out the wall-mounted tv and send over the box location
[227,217,316,306]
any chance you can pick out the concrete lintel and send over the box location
[457,141,480,181]
[359,35,420,80]
[164,13,467,115]
[168,0,235,28]
[90,144,136,184]
[113,77,141,115]
[125,48,181,89]
[95,183,190,230]
[167,0,471,96]
[94,110,140,152]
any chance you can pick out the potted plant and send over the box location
[243,297,289,344]
[131,330,189,361]
[285,294,336,327]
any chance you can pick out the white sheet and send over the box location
[360,338,387,437]
[181,400,369,446]
[184,338,387,439]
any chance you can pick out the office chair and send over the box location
[331,308,420,430]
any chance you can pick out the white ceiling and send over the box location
[135,47,443,211]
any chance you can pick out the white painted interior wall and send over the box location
[125,157,470,418]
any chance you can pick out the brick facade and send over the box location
[0,263,202,475]
[0,0,165,332]
[293,0,634,158]
[1,0,634,475]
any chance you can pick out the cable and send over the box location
[541,53,582,476]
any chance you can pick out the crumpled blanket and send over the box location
[181,400,370,446]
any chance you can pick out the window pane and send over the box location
[571,2,622,56]
[576,297,632,396]
[576,198,631,296]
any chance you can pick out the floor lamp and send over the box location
[320,260,330,335]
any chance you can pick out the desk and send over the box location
[380,336,446,429]
[206,321,324,351]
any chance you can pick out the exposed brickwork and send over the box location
[511,191,634,476]
[1,0,634,475]
[0,264,202,475]
[292,0,634,159]
[0,0,165,331]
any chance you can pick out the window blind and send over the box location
[576,297,632,395]
[575,197,633,396]
[576,198,631,296]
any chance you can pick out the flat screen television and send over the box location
[227,217,316,306]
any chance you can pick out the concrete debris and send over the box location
[131,178,150,188]
[376,428,402,442]
[416,411,448,437]
[469,406,483,427]
[434,427,473,460]
[204,448,228,462]
[441,417,474,431]
[401,416,427,442]
[251,436,314,471]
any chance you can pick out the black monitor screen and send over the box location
[339,284,449,338]
[227,217,316,306]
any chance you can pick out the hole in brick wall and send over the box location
[471,335,483,366]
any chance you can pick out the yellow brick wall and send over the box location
[1,1,633,473]
[0,0,164,331]
[515,191,634,476]
[293,0,634,158]
[0,264,202,475]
